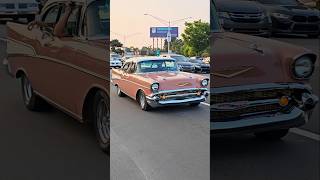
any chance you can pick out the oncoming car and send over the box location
[5,0,110,153]
[112,57,209,111]
[211,0,318,139]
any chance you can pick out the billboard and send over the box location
[150,27,179,38]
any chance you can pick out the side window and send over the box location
[61,5,82,37]
[42,5,61,28]
[128,63,137,73]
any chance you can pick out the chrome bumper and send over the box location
[211,83,318,133]
[146,88,208,107]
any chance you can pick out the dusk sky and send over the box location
[110,0,210,48]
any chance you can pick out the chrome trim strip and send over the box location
[211,83,312,94]
[156,96,206,105]
[152,88,208,96]
[212,98,282,111]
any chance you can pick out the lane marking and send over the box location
[201,102,210,106]
[290,128,320,141]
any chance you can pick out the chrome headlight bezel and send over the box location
[201,79,209,87]
[151,83,160,92]
[292,55,315,79]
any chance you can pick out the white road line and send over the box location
[201,102,210,106]
[290,128,320,141]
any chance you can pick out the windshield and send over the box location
[190,59,203,64]
[211,0,222,32]
[86,0,109,38]
[257,0,298,5]
[137,60,178,73]
[170,55,189,62]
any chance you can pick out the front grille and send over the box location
[211,89,293,104]
[293,15,320,23]
[230,12,263,23]
[159,89,204,101]
[6,3,15,9]
[211,88,294,122]
[212,103,287,121]
[18,3,28,9]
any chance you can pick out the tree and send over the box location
[163,38,184,54]
[110,39,123,53]
[181,20,210,56]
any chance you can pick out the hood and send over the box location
[263,4,320,15]
[141,72,206,90]
[177,61,194,66]
[211,32,310,88]
[216,0,264,13]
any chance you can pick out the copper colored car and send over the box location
[5,0,110,152]
[112,57,209,111]
[211,0,318,139]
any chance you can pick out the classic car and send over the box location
[0,0,39,22]
[112,57,209,111]
[216,0,271,37]
[254,0,320,37]
[211,0,318,139]
[4,0,110,152]
[161,54,196,73]
[189,58,210,73]
[110,53,122,68]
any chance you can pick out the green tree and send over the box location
[110,39,123,53]
[163,38,184,54]
[182,20,210,56]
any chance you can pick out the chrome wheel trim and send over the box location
[117,86,121,95]
[139,93,146,108]
[23,77,32,103]
[96,99,110,144]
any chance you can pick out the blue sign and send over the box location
[150,27,179,38]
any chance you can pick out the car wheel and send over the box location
[21,74,46,111]
[190,102,200,107]
[93,91,110,153]
[116,85,125,97]
[138,91,151,111]
[254,129,289,140]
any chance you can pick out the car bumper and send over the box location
[146,88,208,107]
[222,18,271,36]
[271,17,320,35]
[210,83,318,133]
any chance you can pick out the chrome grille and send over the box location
[230,12,263,23]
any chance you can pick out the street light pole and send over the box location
[168,20,171,54]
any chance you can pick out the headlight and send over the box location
[293,56,314,79]
[201,79,209,87]
[218,12,230,19]
[272,13,291,19]
[178,65,182,70]
[151,83,159,92]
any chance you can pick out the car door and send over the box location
[124,62,139,98]
[118,62,132,95]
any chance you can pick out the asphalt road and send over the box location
[0,25,108,180]
[110,84,210,180]
[211,36,320,180]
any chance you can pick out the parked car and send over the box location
[211,0,318,139]
[189,58,210,73]
[0,0,39,22]
[216,0,271,37]
[254,0,320,38]
[161,54,196,72]
[112,57,209,111]
[110,53,122,68]
[5,0,110,153]
[121,54,134,63]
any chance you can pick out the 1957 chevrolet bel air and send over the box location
[112,57,209,111]
[211,0,318,139]
[4,0,110,152]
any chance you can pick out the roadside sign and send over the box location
[150,27,178,38]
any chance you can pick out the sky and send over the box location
[110,0,210,48]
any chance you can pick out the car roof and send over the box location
[126,56,175,63]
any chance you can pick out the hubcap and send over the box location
[23,77,32,103]
[96,99,110,144]
[140,93,145,108]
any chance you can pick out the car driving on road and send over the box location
[161,54,196,73]
[216,0,271,36]
[110,53,122,68]
[189,58,210,73]
[255,0,320,37]
[0,0,39,22]
[112,57,209,111]
[5,0,110,153]
[211,0,318,139]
